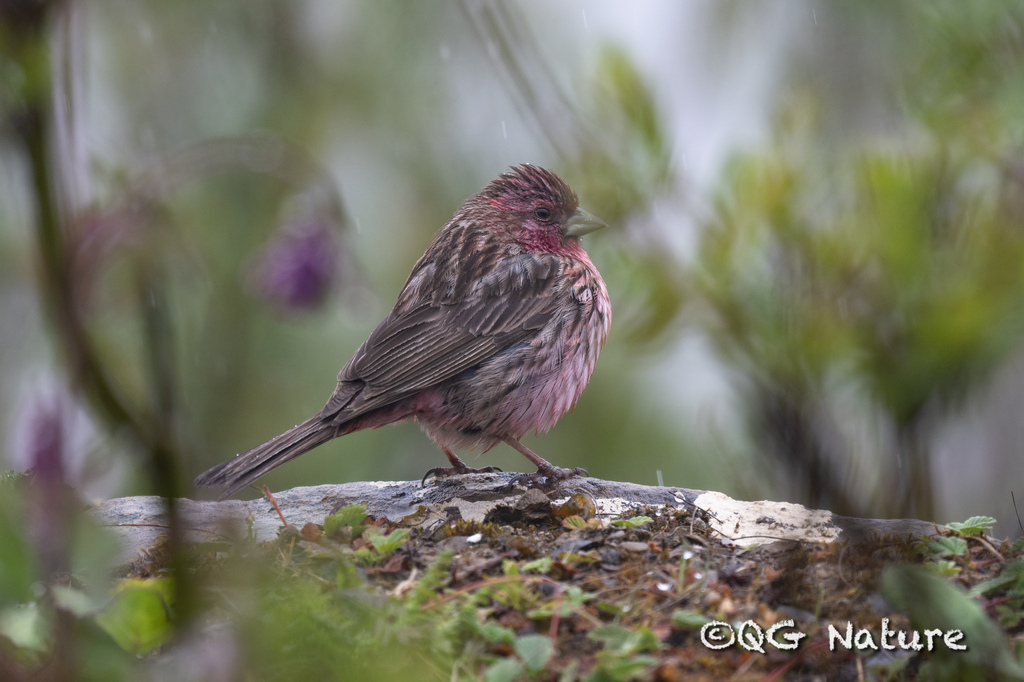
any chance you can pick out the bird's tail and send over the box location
[194,415,336,499]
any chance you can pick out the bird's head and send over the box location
[480,164,607,255]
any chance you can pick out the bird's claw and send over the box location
[420,464,503,486]
[509,465,588,489]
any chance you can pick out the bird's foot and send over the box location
[421,464,503,486]
[510,465,588,489]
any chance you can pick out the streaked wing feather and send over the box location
[322,253,560,421]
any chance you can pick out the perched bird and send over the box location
[195,164,611,498]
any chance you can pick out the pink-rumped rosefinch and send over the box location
[195,165,611,498]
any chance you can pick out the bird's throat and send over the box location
[519,229,586,257]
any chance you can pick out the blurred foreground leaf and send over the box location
[94,578,175,655]
[881,565,1024,680]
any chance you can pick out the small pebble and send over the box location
[619,541,650,553]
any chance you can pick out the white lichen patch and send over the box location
[594,496,638,517]
[694,491,841,547]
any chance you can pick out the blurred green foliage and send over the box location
[882,565,1024,680]
[93,579,175,655]
[693,2,1024,518]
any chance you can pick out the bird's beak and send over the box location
[564,207,608,238]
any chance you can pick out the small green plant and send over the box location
[924,535,968,559]
[94,578,175,655]
[670,609,711,630]
[585,624,661,681]
[527,586,594,619]
[610,515,652,528]
[483,634,555,682]
[354,526,410,565]
[882,565,1024,680]
[945,516,997,536]
[323,502,369,539]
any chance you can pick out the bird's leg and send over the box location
[502,437,588,484]
[420,447,503,486]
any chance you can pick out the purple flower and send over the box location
[11,386,78,574]
[249,215,341,312]
[11,381,102,492]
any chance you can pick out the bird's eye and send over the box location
[534,207,552,220]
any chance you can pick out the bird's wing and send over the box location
[322,253,561,421]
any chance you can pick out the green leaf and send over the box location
[0,604,47,653]
[969,561,1024,597]
[587,653,659,682]
[522,557,553,574]
[970,575,1018,597]
[671,609,711,629]
[514,634,554,673]
[881,565,1024,679]
[945,516,996,536]
[485,658,525,682]
[588,624,661,655]
[629,627,661,654]
[927,536,968,557]
[479,623,516,646]
[611,516,653,528]
[323,503,368,538]
[564,586,594,605]
[995,604,1023,629]
[923,559,961,577]
[595,602,624,616]
[529,586,595,619]
[94,578,175,655]
[364,526,409,555]
[558,552,599,564]
[589,624,632,652]
[0,497,36,605]
[562,515,587,530]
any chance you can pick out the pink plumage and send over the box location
[195,165,611,498]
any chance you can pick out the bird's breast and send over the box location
[417,252,610,449]
[489,254,610,438]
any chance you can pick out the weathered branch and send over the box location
[92,474,939,568]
